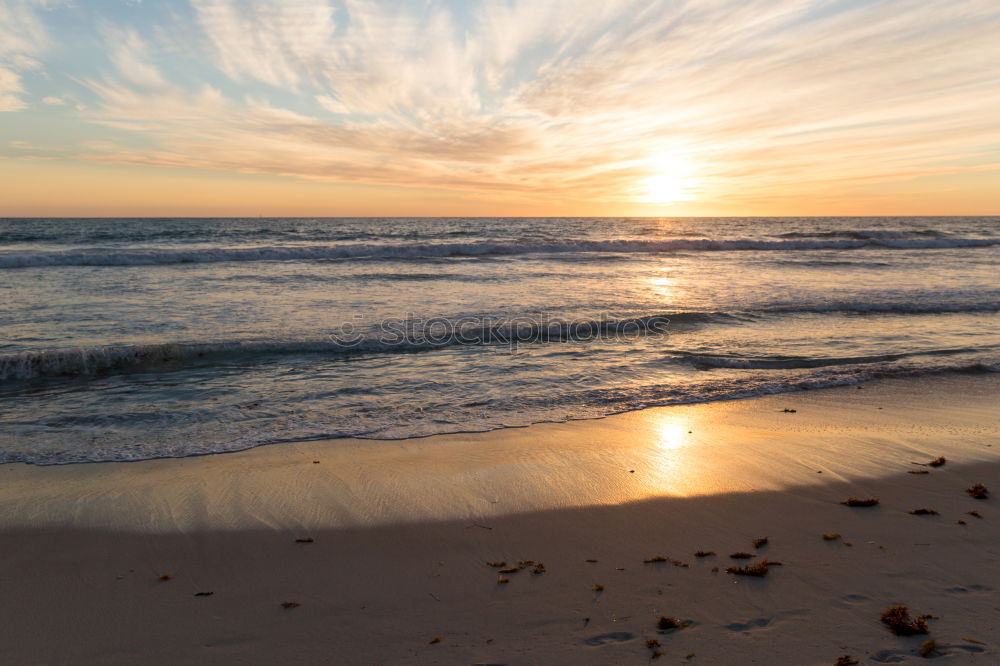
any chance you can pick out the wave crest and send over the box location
[2,235,998,268]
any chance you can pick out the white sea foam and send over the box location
[2,236,998,268]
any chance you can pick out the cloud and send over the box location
[46,0,1000,204]
[192,0,337,88]
[0,0,50,112]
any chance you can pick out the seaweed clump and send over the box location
[908,508,939,515]
[841,497,879,507]
[879,605,931,636]
[752,537,769,548]
[694,550,715,557]
[657,616,688,630]
[729,552,753,559]
[966,483,989,499]
[822,533,842,541]
[928,456,946,467]
[725,560,770,577]
[834,657,859,666]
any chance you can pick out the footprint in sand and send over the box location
[583,631,635,646]
[724,617,771,632]
[946,583,993,595]
[872,644,985,662]
[840,594,870,603]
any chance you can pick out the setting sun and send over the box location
[639,156,698,203]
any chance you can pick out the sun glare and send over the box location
[640,155,698,204]
[656,420,691,451]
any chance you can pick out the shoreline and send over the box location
[3,372,998,532]
[1,373,998,663]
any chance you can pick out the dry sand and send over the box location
[1,373,998,664]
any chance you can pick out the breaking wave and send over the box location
[2,235,999,268]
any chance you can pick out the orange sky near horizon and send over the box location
[1,0,999,217]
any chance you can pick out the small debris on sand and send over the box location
[822,533,842,541]
[880,605,931,635]
[428,636,441,645]
[928,456,946,467]
[194,591,214,597]
[729,552,753,559]
[834,657,859,666]
[908,508,939,515]
[966,510,983,518]
[645,639,661,648]
[585,559,598,563]
[782,408,797,413]
[908,470,930,475]
[592,583,604,591]
[919,639,938,657]
[486,561,507,568]
[531,563,546,574]
[158,574,172,581]
[694,550,716,557]
[496,576,510,585]
[644,555,669,563]
[752,537,769,548]
[312,460,320,464]
[966,483,989,499]
[956,519,967,525]
[962,637,986,645]
[294,537,314,543]
[657,616,687,630]
[725,560,770,577]
[498,567,519,574]
[280,601,300,609]
[841,497,879,507]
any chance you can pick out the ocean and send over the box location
[1,216,998,465]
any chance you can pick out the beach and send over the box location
[2,373,997,664]
[5,0,1000,662]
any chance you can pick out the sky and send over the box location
[1,0,999,217]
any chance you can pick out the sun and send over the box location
[639,155,698,203]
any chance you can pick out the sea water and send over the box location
[1,216,997,464]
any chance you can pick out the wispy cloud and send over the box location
[0,0,51,111]
[14,0,1000,208]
